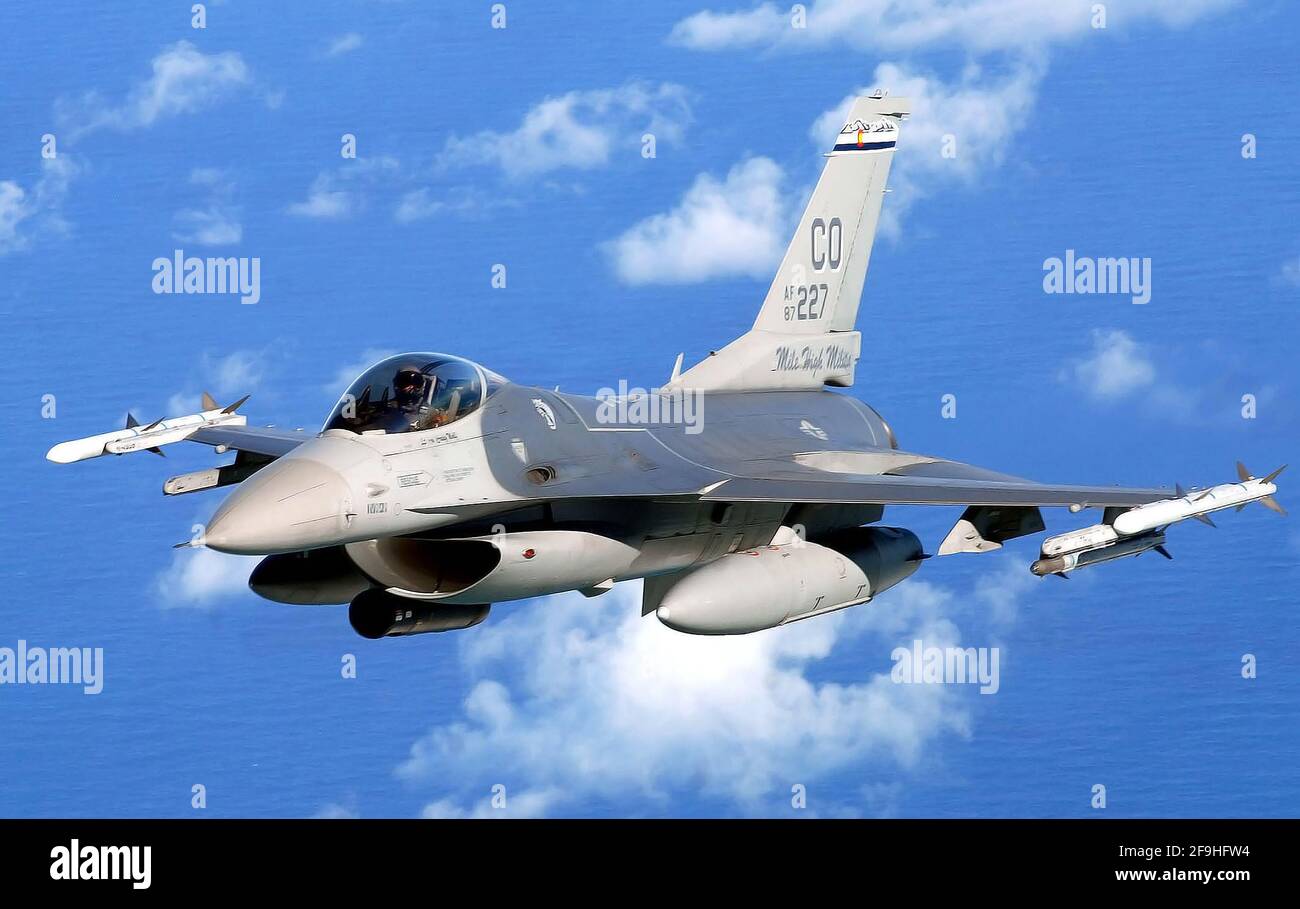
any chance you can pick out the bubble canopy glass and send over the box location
[323,353,505,434]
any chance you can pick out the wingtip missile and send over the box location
[48,397,251,463]
[1035,461,1284,575]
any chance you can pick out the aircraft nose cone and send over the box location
[204,458,351,555]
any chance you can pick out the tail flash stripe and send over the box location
[831,140,897,152]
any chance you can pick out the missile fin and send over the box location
[143,416,165,431]
[125,412,140,429]
[201,391,219,411]
[1262,464,1287,484]
[1236,461,1252,482]
[1192,513,1216,528]
[1194,489,1214,502]
[1260,495,1287,516]
[221,394,251,415]
[146,446,166,457]
[1235,503,1247,513]
[1154,545,1173,560]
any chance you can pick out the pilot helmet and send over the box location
[393,366,428,407]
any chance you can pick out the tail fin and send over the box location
[672,93,909,392]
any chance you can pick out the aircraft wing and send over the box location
[696,451,1170,508]
[700,473,1170,508]
[406,447,1170,514]
[188,424,310,458]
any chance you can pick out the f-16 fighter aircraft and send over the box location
[48,93,1284,639]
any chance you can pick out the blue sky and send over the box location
[1,0,1297,818]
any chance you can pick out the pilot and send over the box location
[392,367,427,411]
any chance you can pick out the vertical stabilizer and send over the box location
[671,93,908,392]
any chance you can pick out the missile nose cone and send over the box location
[204,458,352,555]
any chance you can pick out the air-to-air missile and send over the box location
[1031,463,1285,578]
[45,393,249,464]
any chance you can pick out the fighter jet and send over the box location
[47,93,1283,638]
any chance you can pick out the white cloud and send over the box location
[665,1,1234,248]
[325,348,399,395]
[155,545,258,608]
[166,349,268,415]
[311,802,360,819]
[325,33,364,57]
[1282,254,1300,286]
[421,788,561,819]
[604,157,789,285]
[812,59,1044,237]
[669,0,1236,54]
[172,168,242,246]
[393,186,509,223]
[1060,329,1156,400]
[394,188,442,223]
[0,155,78,255]
[396,566,1026,816]
[439,83,691,179]
[287,156,401,220]
[287,176,354,219]
[57,41,251,139]
[289,84,689,222]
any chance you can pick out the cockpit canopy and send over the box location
[324,353,505,435]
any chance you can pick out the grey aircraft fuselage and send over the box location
[207,382,896,583]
